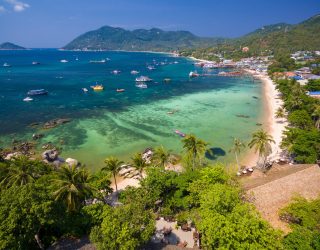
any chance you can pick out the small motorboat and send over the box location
[60,59,68,63]
[174,130,186,137]
[32,61,40,65]
[23,97,33,102]
[91,84,104,91]
[163,78,171,83]
[136,83,147,89]
[111,70,121,75]
[82,88,89,93]
[131,70,139,75]
[147,65,155,70]
[135,76,152,82]
[189,71,199,78]
[27,89,48,96]
[116,88,125,92]
[89,59,106,63]
[3,63,11,67]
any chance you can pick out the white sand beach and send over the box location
[243,69,288,167]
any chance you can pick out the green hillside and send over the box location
[0,42,25,50]
[63,26,226,51]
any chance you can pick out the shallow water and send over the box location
[0,50,263,170]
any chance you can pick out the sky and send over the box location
[0,0,319,48]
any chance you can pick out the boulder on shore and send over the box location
[42,149,59,162]
[43,118,71,129]
[65,158,79,167]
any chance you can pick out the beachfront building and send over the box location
[307,91,320,99]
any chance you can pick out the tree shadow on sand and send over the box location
[205,147,226,160]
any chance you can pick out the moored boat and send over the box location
[136,83,147,89]
[27,89,48,96]
[89,59,106,63]
[135,76,152,82]
[91,84,104,91]
[3,63,11,67]
[116,88,125,92]
[189,71,199,78]
[82,88,89,93]
[131,70,139,75]
[32,61,40,65]
[60,59,68,63]
[174,130,186,137]
[147,65,155,70]
[111,70,121,74]
[23,97,33,102]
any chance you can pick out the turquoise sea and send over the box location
[0,50,263,170]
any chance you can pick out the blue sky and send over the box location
[0,0,319,48]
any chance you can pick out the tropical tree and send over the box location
[0,184,58,250]
[248,129,275,169]
[182,134,208,171]
[275,107,286,121]
[1,156,50,188]
[130,153,149,180]
[152,146,172,168]
[311,105,320,130]
[53,165,95,212]
[229,138,245,173]
[90,204,155,250]
[102,157,124,192]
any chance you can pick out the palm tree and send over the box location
[152,146,172,168]
[53,165,94,212]
[248,129,275,169]
[130,153,149,180]
[102,157,124,192]
[1,156,47,188]
[312,105,320,130]
[275,107,286,121]
[229,138,245,173]
[182,134,208,171]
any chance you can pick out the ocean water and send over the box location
[0,50,263,170]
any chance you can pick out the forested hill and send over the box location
[63,26,226,51]
[63,14,320,53]
[235,14,320,54]
[0,42,25,50]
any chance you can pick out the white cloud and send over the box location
[5,0,30,12]
[0,5,6,12]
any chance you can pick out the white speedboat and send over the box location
[89,59,106,63]
[3,63,11,67]
[32,61,40,65]
[23,97,33,102]
[131,70,139,75]
[82,88,89,93]
[111,70,121,75]
[189,71,199,78]
[60,59,68,63]
[135,76,152,82]
[136,83,148,89]
[147,65,155,70]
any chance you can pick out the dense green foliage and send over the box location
[306,79,320,91]
[268,54,297,73]
[181,15,320,61]
[273,77,320,163]
[63,26,224,51]
[281,197,320,250]
[90,204,154,250]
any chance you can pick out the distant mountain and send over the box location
[63,14,320,53]
[0,42,25,50]
[63,26,226,51]
[236,14,320,54]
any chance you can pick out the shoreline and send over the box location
[242,69,288,167]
